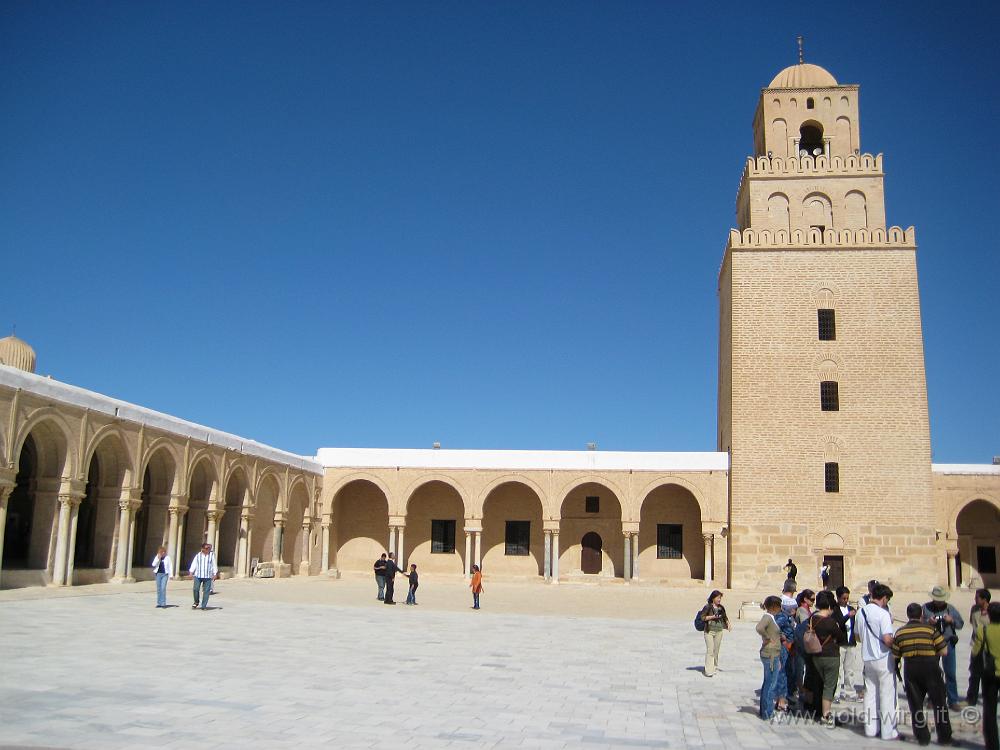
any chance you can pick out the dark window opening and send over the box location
[585,496,599,513]
[825,462,840,493]
[431,520,456,554]
[820,381,840,411]
[656,524,683,559]
[806,97,815,109]
[505,521,530,556]
[978,546,997,575]
[818,309,836,340]
[799,122,824,157]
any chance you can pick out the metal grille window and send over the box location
[820,381,840,411]
[585,496,599,513]
[504,521,530,556]
[818,309,836,340]
[825,462,840,493]
[656,524,683,559]
[431,520,456,554]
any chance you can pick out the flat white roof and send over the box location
[0,365,322,474]
[932,464,1000,476]
[316,447,729,472]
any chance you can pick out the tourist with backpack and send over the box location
[806,590,848,726]
[697,590,731,677]
[757,596,784,720]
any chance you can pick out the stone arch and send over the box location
[954,498,1000,588]
[251,472,280,564]
[403,474,470,518]
[767,192,790,232]
[13,409,76,480]
[638,482,705,581]
[803,192,833,230]
[2,432,50,572]
[332,478,389,573]
[950,495,1000,537]
[139,438,181,490]
[404,479,467,575]
[218,465,250,568]
[836,115,852,155]
[82,424,135,489]
[822,532,845,549]
[324,472,393,515]
[844,190,868,229]
[74,428,133,574]
[134,444,177,568]
[283,479,310,573]
[558,481,624,579]
[287,474,310,514]
[771,118,788,158]
[180,455,218,567]
[818,359,839,381]
[482,481,545,578]
[475,474,548,518]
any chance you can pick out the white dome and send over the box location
[768,63,838,89]
[0,335,36,373]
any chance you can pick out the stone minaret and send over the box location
[717,59,938,589]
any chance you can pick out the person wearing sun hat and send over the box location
[923,585,966,710]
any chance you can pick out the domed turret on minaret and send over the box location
[0,333,37,373]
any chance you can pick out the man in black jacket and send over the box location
[383,552,399,605]
[833,585,862,702]
[373,553,387,601]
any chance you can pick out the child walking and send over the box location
[403,564,419,605]
[470,564,483,609]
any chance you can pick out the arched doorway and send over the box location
[218,468,247,569]
[581,532,603,574]
[956,500,1000,588]
[332,479,389,574]
[404,481,466,575]
[283,482,309,574]
[558,482,622,578]
[638,483,704,582]
[181,459,216,568]
[482,482,544,577]
[251,474,279,564]
[133,447,176,571]
[3,434,38,569]
[74,433,130,580]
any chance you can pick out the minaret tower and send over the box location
[717,51,938,589]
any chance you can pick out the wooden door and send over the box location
[581,532,602,574]
[824,555,844,590]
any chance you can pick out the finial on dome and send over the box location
[797,35,804,64]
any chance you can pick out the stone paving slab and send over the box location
[0,581,989,749]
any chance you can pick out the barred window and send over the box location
[431,520,456,554]
[505,521,530,556]
[585,496,599,513]
[820,381,840,411]
[825,462,840,493]
[656,524,683,559]
[818,309,836,340]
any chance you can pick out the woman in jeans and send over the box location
[810,590,848,725]
[700,590,732,677]
[757,596,784,719]
[151,545,172,608]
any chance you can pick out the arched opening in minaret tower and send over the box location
[799,121,825,157]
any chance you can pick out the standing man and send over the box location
[892,602,955,746]
[189,542,218,610]
[923,585,965,710]
[859,582,898,741]
[967,588,992,706]
[382,552,399,605]
[784,558,798,584]
[833,585,862,702]
[373,553,387,601]
[820,562,831,591]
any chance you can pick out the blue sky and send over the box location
[2,2,997,462]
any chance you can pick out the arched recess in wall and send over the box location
[405,480,466,575]
[767,193,790,232]
[218,466,248,568]
[836,116,852,155]
[182,458,217,567]
[282,480,309,573]
[771,118,788,157]
[558,482,623,578]
[844,190,868,229]
[134,446,177,567]
[75,431,132,573]
[638,483,704,581]
[252,473,279,563]
[802,192,833,231]
[481,481,544,578]
[332,479,389,573]
[955,499,1000,588]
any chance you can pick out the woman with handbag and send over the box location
[808,590,848,726]
[699,590,732,677]
[972,602,1000,750]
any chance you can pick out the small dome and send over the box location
[768,63,838,89]
[0,334,36,373]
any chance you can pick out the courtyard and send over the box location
[0,577,988,749]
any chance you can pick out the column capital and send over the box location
[241,508,255,522]
[702,533,714,543]
[463,525,483,534]
[118,498,133,513]
[120,486,143,503]
[0,467,17,492]
[320,519,331,529]
[389,515,407,527]
[621,521,640,535]
[168,506,189,518]
[59,478,87,498]
[58,491,85,507]
[206,509,221,522]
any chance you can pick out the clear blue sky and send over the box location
[2,2,997,462]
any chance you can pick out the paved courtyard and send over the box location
[0,578,988,749]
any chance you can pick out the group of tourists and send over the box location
[373,553,484,609]
[150,541,219,610]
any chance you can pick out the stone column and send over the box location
[51,495,74,586]
[703,533,714,584]
[543,530,552,581]
[474,531,482,570]
[236,510,252,577]
[388,527,396,557]
[166,507,181,573]
[113,499,132,581]
[300,521,311,574]
[213,509,223,553]
[65,500,81,586]
[464,531,472,578]
[206,510,219,552]
[125,500,139,580]
[321,517,331,574]
[551,531,560,583]
[631,533,639,581]
[0,484,13,589]
[174,509,189,577]
[272,519,285,562]
[623,531,632,581]
[397,525,406,569]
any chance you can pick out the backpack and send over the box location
[980,625,997,675]
[694,607,707,632]
[803,616,831,654]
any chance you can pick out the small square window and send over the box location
[431,520,456,554]
[978,546,997,575]
[818,309,836,340]
[820,381,840,411]
[825,462,840,493]
[585,496,599,513]
[656,524,683,559]
[505,521,530,556]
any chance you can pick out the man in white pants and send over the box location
[858,583,898,739]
